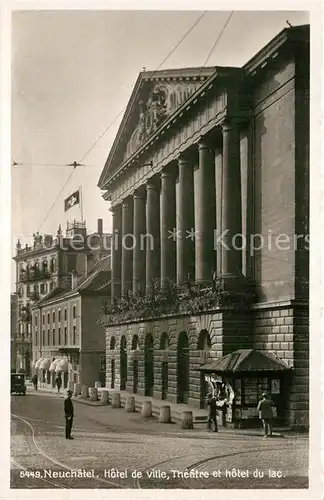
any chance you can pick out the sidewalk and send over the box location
[25,382,307,438]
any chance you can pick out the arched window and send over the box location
[132,335,139,350]
[110,336,116,350]
[197,330,211,350]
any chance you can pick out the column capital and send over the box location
[221,117,246,132]
[133,187,146,199]
[161,170,174,179]
[121,197,133,209]
[197,137,214,152]
[178,151,192,165]
[110,204,122,215]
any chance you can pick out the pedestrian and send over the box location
[206,392,218,432]
[64,390,74,440]
[257,392,275,438]
[32,374,38,390]
[55,374,62,393]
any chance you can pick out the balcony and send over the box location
[19,269,52,282]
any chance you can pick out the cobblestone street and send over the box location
[11,391,308,489]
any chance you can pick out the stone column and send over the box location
[111,205,122,302]
[221,121,242,277]
[133,190,146,294]
[121,198,134,296]
[146,180,160,291]
[160,170,176,287]
[195,141,216,284]
[177,155,195,284]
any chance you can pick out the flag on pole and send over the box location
[64,189,80,212]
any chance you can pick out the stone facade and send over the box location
[99,26,309,429]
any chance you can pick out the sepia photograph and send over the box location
[5,4,320,495]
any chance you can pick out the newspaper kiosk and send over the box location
[199,349,291,428]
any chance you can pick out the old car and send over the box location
[11,373,27,396]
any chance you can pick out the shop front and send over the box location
[199,349,292,429]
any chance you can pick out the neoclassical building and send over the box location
[98,25,309,428]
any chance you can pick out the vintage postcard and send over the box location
[1,1,322,498]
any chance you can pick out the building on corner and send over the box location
[97,25,309,429]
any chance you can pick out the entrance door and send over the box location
[177,332,189,404]
[161,362,168,400]
[133,360,138,393]
[111,359,115,389]
[120,336,127,390]
[144,334,154,397]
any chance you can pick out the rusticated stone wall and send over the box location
[105,308,253,410]
[253,302,309,429]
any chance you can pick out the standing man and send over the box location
[206,392,218,432]
[64,390,74,440]
[257,392,275,438]
[32,374,38,390]
[56,374,62,393]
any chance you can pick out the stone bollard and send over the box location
[125,396,135,412]
[159,405,171,423]
[181,410,193,429]
[141,400,152,418]
[89,387,98,401]
[95,381,101,389]
[81,385,89,399]
[68,381,74,392]
[111,392,121,408]
[73,383,81,397]
[100,390,109,405]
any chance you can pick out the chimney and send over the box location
[97,218,103,235]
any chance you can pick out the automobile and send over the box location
[11,373,27,396]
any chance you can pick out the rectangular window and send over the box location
[58,310,61,322]
[58,327,61,345]
[47,330,50,346]
[64,309,67,321]
[73,326,76,345]
[52,328,56,345]
[73,306,76,319]
[47,313,50,324]
[35,315,38,326]
[64,327,67,345]
[42,330,45,346]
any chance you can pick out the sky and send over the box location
[11,9,310,264]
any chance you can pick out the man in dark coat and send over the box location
[64,390,74,439]
[257,392,275,438]
[207,393,218,432]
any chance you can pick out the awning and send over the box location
[39,358,51,370]
[199,349,291,373]
[34,358,44,369]
[49,358,61,371]
[56,359,71,372]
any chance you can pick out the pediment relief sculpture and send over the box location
[125,80,203,160]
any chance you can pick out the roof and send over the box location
[98,24,309,193]
[33,269,111,308]
[199,349,291,373]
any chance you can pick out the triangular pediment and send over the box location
[98,67,216,188]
